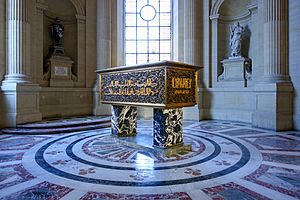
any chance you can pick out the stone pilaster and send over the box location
[75,14,86,87]
[183,0,202,121]
[252,0,293,131]
[93,0,111,115]
[35,0,47,86]
[184,0,202,66]
[0,0,41,128]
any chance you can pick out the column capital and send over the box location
[209,14,220,20]
[76,14,86,24]
[36,2,47,15]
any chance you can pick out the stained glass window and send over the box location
[125,0,172,65]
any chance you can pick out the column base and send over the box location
[0,82,42,128]
[252,82,293,131]
[164,144,192,157]
[153,108,183,148]
[112,105,137,136]
[2,74,31,84]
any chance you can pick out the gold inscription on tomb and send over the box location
[171,77,192,94]
[171,77,192,89]
[105,78,158,96]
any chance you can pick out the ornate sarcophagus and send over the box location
[98,60,201,108]
[96,61,202,148]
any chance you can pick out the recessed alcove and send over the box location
[43,0,77,85]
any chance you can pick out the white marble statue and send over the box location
[230,22,244,57]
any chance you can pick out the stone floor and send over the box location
[0,119,299,200]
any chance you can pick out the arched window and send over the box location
[124,0,172,65]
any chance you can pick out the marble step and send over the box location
[1,116,112,134]
[17,116,111,129]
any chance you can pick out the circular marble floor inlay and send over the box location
[22,127,262,193]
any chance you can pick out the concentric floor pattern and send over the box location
[0,119,300,199]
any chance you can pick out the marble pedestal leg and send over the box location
[112,105,137,136]
[153,108,183,148]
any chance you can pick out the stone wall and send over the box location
[200,0,296,130]
[0,0,98,128]
[40,88,93,118]
[200,0,259,123]
[0,0,299,130]
[37,0,96,118]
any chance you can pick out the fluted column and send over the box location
[263,0,290,83]
[3,0,31,83]
[183,0,202,121]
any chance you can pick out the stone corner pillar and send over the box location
[252,0,293,131]
[93,0,112,116]
[0,0,41,128]
[183,0,202,121]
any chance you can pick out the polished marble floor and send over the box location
[0,119,299,200]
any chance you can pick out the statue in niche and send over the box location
[230,22,244,57]
[43,17,77,85]
[50,17,64,47]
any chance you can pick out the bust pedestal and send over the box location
[48,55,74,87]
[218,57,251,87]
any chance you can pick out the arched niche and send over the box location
[41,0,86,87]
[219,0,251,17]
[209,0,257,87]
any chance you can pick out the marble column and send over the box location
[183,0,202,121]
[93,0,112,115]
[0,0,41,128]
[252,0,293,131]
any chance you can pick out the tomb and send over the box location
[97,61,202,148]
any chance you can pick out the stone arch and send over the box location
[211,0,251,18]
[210,0,224,16]
[70,0,85,16]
